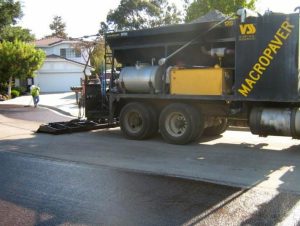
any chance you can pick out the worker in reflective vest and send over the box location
[30,85,40,107]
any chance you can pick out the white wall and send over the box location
[34,58,87,92]
[39,58,86,73]
[41,42,87,64]
[35,73,83,92]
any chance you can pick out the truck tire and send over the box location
[120,102,157,140]
[203,118,228,136]
[159,103,204,144]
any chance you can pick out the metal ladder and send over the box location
[104,41,114,88]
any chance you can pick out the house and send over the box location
[17,37,93,93]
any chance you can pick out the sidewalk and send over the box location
[0,92,80,118]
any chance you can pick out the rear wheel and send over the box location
[159,103,204,144]
[120,102,157,140]
[203,118,228,136]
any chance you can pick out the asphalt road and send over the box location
[1,105,300,194]
[0,150,241,226]
[1,151,300,226]
[1,105,300,225]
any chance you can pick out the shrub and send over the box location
[11,89,20,98]
[13,86,26,94]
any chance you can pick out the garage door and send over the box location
[35,73,82,93]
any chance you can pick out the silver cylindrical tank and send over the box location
[249,108,300,138]
[118,65,163,93]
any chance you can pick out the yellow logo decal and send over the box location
[224,20,234,27]
[238,20,295,97]
[240,24,256,35]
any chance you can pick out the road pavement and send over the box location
[1,150,300,226]
[0,151,240,225]
[1,104,300,194]
[1,102,300,225]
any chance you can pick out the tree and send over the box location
[185,0,257,22]
[0,0,34,42]
[90,41,105,73]
[73,38,105,75]
[0,26,35,42]
[0,0,22,31]
[0,40,45,97]
[49,16,67,38]
[99,21,108,35]
[106,0,182,31]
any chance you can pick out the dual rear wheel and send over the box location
[120,102,227,144]
[120,102,158,140]
[159,103,204,144]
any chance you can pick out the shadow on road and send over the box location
[241,169,300,225]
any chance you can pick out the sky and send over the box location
[17,0,300,39]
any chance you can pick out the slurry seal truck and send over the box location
[41,8,300,145]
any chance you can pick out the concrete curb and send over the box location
[38,104,77,118]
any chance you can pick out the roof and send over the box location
[34,37,65,47]
[46,54,93,69]
[35,36,84,47]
